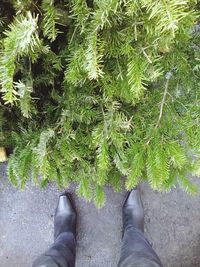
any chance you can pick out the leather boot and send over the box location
[54,192,77,241]
[123,187,144,234]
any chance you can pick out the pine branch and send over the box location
[0,12,42,104]
[155,72,172,128]
[70,0,90,32]
[166,142,187,170]
[33,129,55,178]
[126,150,144,190]
[141,0,196,38]
[127,52,148,103]
[95,186,106,208]
[96,139,109,186]
[14,78,33,118]
[42,0,62,42]
[85,31,104,80]
[178,175,198,195]
[192,160,200,177]
[77,178,92,201]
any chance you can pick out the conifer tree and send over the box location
[0,0,200,207]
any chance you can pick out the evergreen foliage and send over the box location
[0,0,200,207]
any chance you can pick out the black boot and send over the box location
[118,188,163,267]
[54,192,77,241]
[33,193,77,267]
[123,187,144,234]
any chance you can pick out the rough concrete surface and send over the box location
[0,162,200,267]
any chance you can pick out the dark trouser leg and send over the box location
[32,232,76,267]
[118,226,163,267]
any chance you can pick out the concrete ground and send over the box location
[1,163,200,267]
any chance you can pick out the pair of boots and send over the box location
[33,188,163,267]
[54,188,144,243]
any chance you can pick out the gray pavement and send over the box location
[1,162,200,267]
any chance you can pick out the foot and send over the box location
[123,187,144,234]
[54,192,77,240]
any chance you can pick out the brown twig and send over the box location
[145,72,172,146]
[155,77,170,128]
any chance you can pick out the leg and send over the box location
[33,232,75,267]
[118,188,163,267]
[33,193,77,267]
[118,227,162,267]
